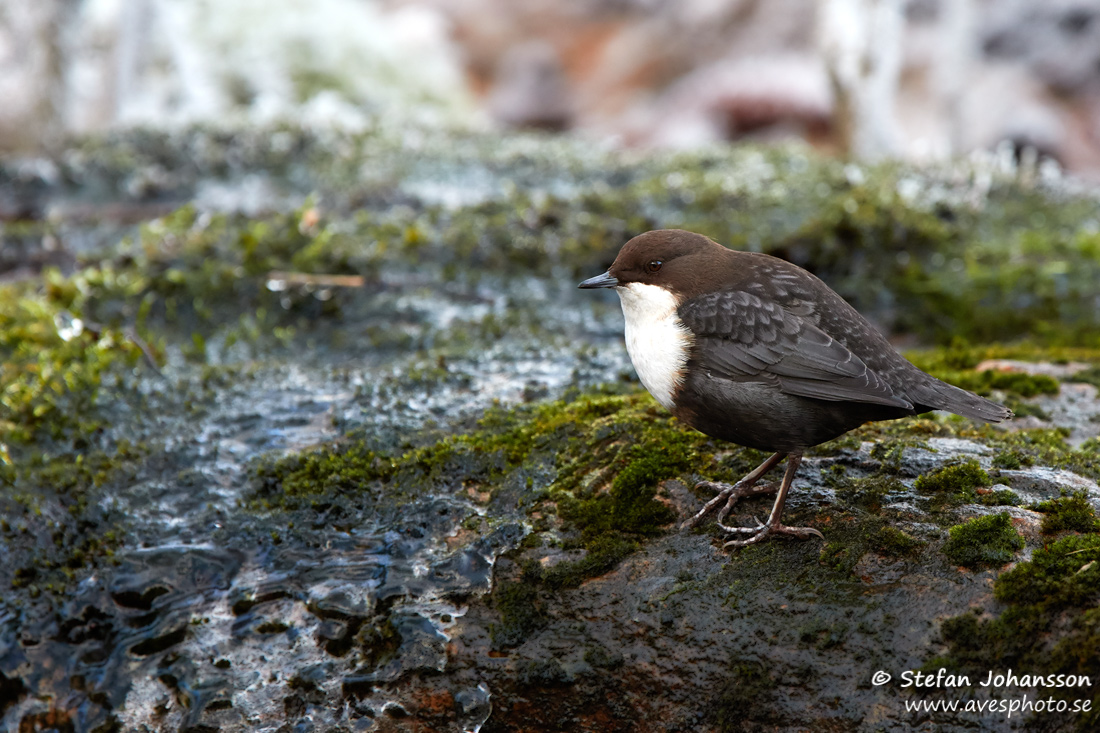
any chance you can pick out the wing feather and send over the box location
[679,291,913,410]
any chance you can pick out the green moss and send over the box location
[994,534,1100,606]
[909,344,1100,373]
[831,474,906,514]
[536,535,639,591]
[992,428,1100,484]
[519,532,544,549]
[934,370,1059,399]
[915,459,990,494]
[867,438,934,475]
[532,395,740,583]
[941,513,1024,569]
[906,345,1100,404]
[914,459,991,507]
[812,518,926,573]
[1034,491,1100,535]
[252,389,727,587]
[555,442,683,543]
[4,442,145,593]
[870,526,925,556]
[937,534,1100,730]
[0,275,148,444]
[977,488,1021,507]
[490,581,546,649]
[253,391,632,503]
[252,443,393,504]
[992,449,1034,470]
[818,541,858,574]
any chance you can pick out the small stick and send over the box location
[266,271,365,288]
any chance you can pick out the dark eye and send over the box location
[645,260,663,274]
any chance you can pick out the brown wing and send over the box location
[677,290,914,410]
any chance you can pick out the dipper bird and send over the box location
[579,229,1012,547]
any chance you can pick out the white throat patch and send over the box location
[617,282,692,410]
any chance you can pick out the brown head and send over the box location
[578,229,737,299]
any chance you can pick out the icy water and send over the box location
[1,259,633,730]
[0,160,646,728]
[4,122,642,726]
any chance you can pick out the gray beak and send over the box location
[578,270,618,289]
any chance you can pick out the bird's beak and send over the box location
[578,270,618,289]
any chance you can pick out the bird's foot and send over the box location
[716,515,765,534]
[682,481,779,530]
[722,522,824,549]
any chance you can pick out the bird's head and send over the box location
[578,229,729,298]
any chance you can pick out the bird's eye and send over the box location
[645,260,663,274]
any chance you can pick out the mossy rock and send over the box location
[490,581,546,649]
[991,448,1034,470]
[976,488,1021,507]
[915,459,991,508]
[828,472,906,514]
[1034,491,1100,535]
[915,459,991,495]
[941,512,1024,569]
[870,526,925,556]
[937,534,1100,730]
[248,389,742,589]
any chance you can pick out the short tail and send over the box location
[909,377,1014,423]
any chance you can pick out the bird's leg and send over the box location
[681,452,786,530]
[723,452,824,548]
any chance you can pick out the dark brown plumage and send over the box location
[580,229,1012,547]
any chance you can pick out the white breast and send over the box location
[617,282,692,410]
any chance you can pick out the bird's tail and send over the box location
[909,376,1014,423]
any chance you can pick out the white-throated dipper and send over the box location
[579,229,1012,547]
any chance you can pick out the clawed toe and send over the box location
[774,525,825,540]
[682,452,823,548]
[722,523,824,548]
[682,477,781,530]
[716,522,766,535]
[716,515,765,534]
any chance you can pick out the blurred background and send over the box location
[4,0,1100,176]
[5,4,1100,732]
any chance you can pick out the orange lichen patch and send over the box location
[446,528,479,550]
[414,688,455,718]
[465,484,491,503]
[18,708,75,732]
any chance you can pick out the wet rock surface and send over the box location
[2,126,1100,731]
